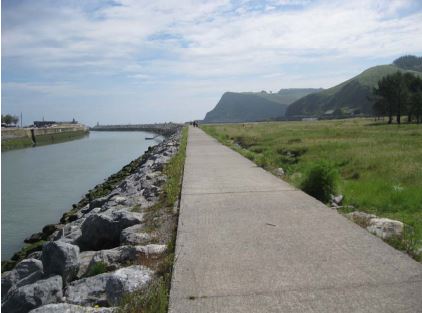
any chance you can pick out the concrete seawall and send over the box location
[91,123,181,137]
[1,124,89,150]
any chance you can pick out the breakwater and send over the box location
[91,122,180,137]
[1,125,184,312]
[1,124,89,150]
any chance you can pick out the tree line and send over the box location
[1,114,19,125]
[373,72,422,124]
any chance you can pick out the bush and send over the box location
[301,161,338,203]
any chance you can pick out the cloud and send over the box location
[2,0,422,124]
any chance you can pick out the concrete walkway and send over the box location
[169,127,422,313]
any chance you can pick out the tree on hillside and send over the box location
[393,55,422,72]
[407,75,422,123]
[373,72,409,124]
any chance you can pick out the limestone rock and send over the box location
[2,258,44,297]
[27,251,42,260]
[29,303,115,313]
[120,224,156,245]
[105,266,153,306]
[55,223,82,245]
[42,224,59,238]
[89,196,110,210]
[1,275,63,313]
[347,212,404,240]
[331,194,344,205]
[86,244,165,272]
[367,218,404,239]
[275,168,284,176]
[346,211,376,227]
[86,246,138,272]
[77,251,97,278]
[24,232,45,244]
[64,272,112,306]
[78,210,143,250]
[42,241,80,283]
[139,244,167,257]
[112,196,127,205]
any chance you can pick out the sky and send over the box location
[2,0,422,126]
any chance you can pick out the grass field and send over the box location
[202,118,422,254]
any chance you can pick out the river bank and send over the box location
[1,124,89,151]
[1,125,186,312]
[2,131,162,259]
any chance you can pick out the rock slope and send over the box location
[2,129,182,313]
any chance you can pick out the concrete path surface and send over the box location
[169,127,422,313]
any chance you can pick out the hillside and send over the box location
[203,89,319,123]
[286,63,422,117]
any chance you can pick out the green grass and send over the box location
[119,127,188,313]
[162,127,188,207]
[85,261,109,277]
[202,118,422,256]
[118,277,169,313]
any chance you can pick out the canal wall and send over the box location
[1,124,89,150]
[91,122,181,136]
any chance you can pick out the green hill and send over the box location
[203,89,319,123]
[286,62,422,117]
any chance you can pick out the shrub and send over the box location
[301,161,338,203]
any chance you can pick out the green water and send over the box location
[1,131,161,260]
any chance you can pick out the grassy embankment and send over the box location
[1,129,88,151]
[119,126,188,313]
[202,119,422,257]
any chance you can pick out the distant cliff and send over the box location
[203,89,320,123]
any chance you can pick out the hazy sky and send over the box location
[2,0,422,126]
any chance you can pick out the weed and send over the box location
[301,161,338,203]
[118,277,169,313]
[85,261,108,277]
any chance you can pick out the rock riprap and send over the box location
[2,276,63,313]
[105,266,153,306]
[29,303,115,313]
[42,241,80,283]
[2,259,44,297]
[78,210,144,250]
[64,272,112,306]
[1,128,182,313]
